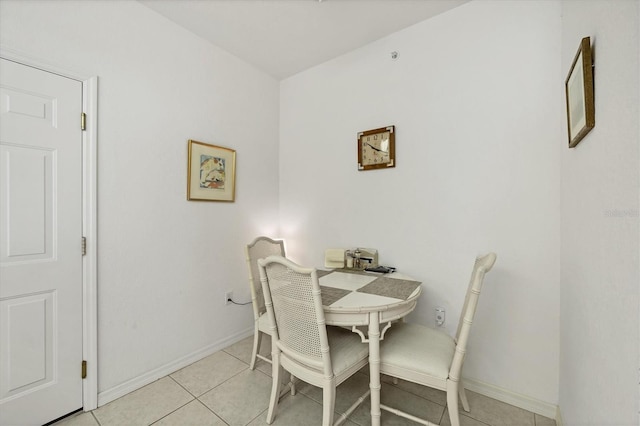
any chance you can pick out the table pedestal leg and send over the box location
[368,312,381,426]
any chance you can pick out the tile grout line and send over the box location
[194,364,257,400]
[244,405,268,426]
[192,399,232,426]
[222,347,269,365]
[385,376,448,410]
[168,374,198,398]
[145,376,198,425]
[437,406,445,425]
[462,412,493,426]
[162,350,265,425]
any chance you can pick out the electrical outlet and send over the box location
[225,291,233,305]
[435,307,445,327]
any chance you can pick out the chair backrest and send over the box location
[258,255,332,375]
[245,237,286,319]
[450,253,497,381]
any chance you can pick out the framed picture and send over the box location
[565,36,595,148]
[187,140,236,202]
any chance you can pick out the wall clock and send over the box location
[357,125,395,171]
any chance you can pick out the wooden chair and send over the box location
[378,253,497,426]
[258,255,370,426]
[245,236,286,370]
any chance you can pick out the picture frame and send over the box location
[187,139,236,202]
[565,36,595,148]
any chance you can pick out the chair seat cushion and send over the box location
[380,322,455,381]
[327,326,369,376]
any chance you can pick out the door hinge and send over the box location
[81,112,87,131]
[82,237,87,256]
[82,360,87,379]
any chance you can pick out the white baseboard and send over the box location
[97,328,253,407]
[555,406,564,426]
[464,378,558,420]
[96,331,563,422]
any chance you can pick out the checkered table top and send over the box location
[317,269,421,308]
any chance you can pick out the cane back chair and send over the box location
[245,236,286,370]
[258,255,369,426]
[378,253,497,426]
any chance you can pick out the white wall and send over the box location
[559,1,639,424]
[0,0,280,397]
[4,0,637,419]
[280,0,562,406]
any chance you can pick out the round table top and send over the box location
[319,270,422,325]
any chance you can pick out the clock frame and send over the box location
[357,125,395,171]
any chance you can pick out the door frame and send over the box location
[0,47,98,411]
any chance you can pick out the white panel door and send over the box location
[0,58,83,425]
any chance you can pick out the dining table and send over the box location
[317,268,422,426]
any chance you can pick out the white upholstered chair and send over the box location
[245,236,286,370]
[378,253,497,426]
[258,255,370,426]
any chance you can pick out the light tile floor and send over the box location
[55,335,557,426]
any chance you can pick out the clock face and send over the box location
[358,126,395,171]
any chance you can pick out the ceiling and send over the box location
[139,0,470,80]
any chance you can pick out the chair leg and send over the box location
[290,373,296,396]
[322,386,336,426]
[266,353,283,425]
[447,382,461,426]
[459,380,470,412]
[250,327,262,370]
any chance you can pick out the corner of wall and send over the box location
[555,405,564,426]
[464,378,558,419]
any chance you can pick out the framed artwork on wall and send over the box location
[565,36,595,148]
[187,139,236,202]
